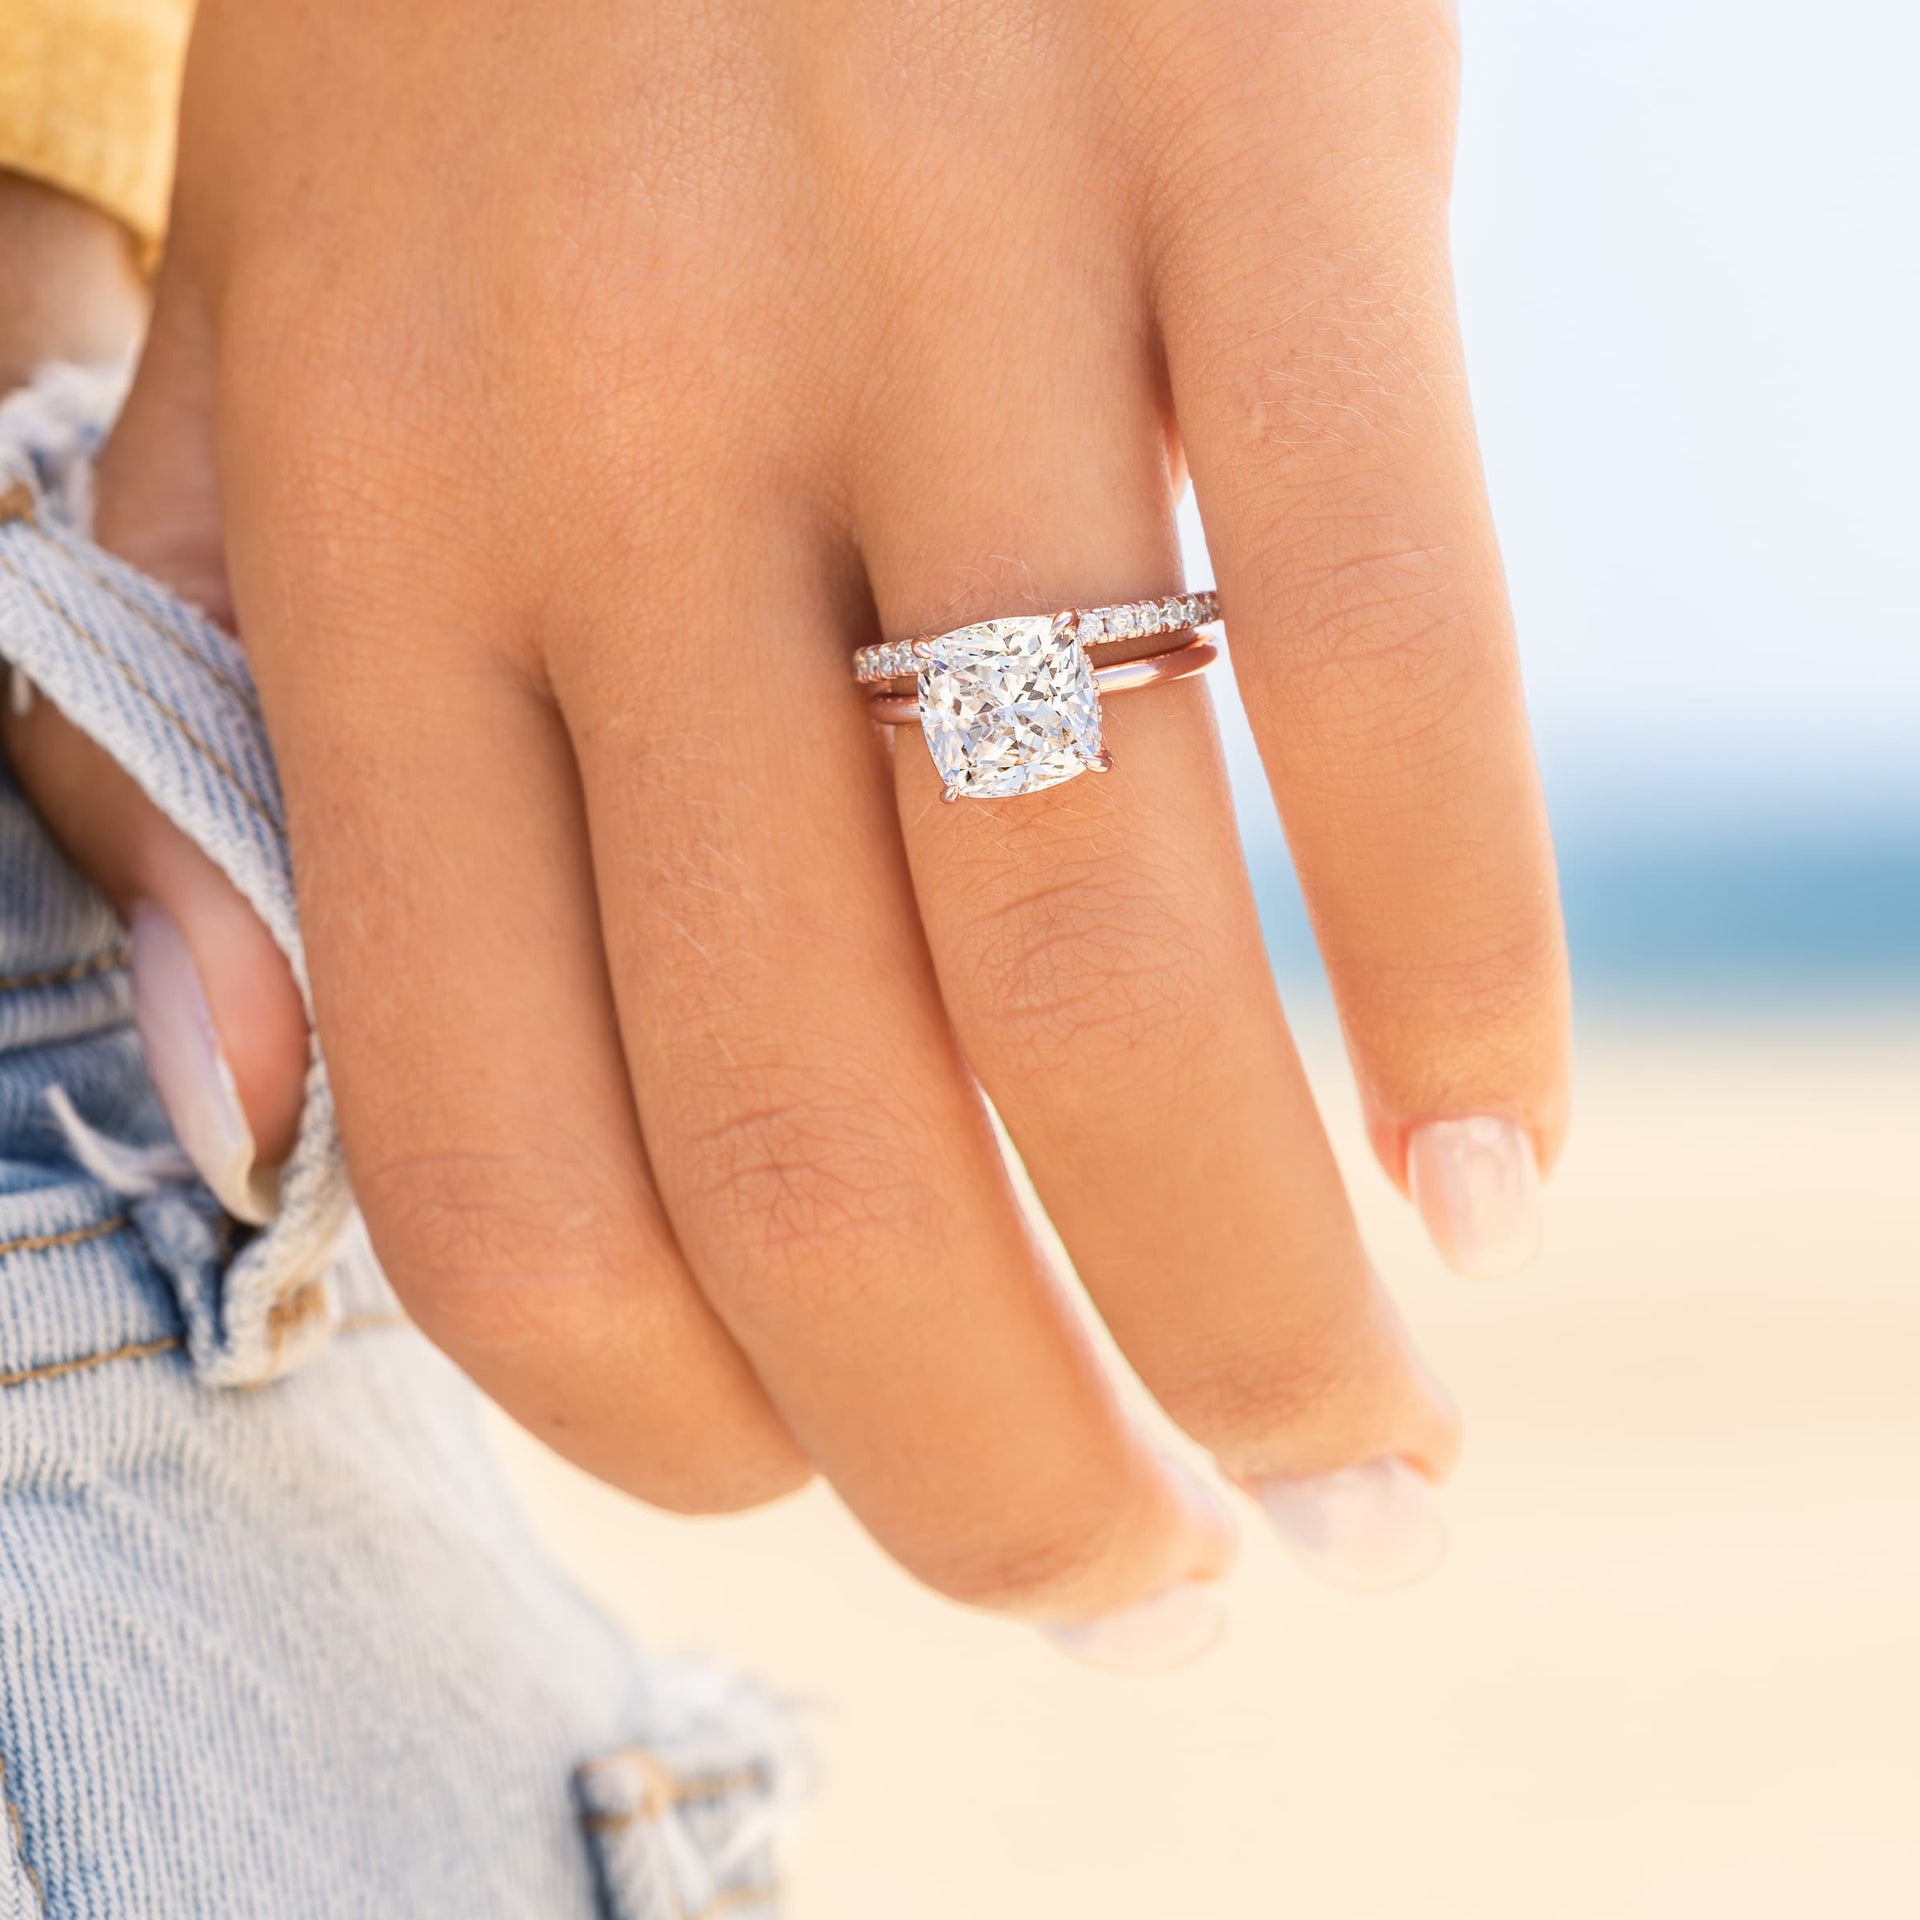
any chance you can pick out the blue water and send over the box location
[1248,826,1920,1004]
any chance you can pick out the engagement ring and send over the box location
[856,593,1221,802]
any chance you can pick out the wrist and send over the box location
[0,173,148,392]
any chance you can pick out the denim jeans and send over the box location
[0,367,794,1919]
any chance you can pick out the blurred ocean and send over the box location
[1240,816,1920,1006]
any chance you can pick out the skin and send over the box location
[1,0,1568,1628]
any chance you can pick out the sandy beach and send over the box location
[494,1012,1920,1918]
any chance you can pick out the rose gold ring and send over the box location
[857,594,1223,803]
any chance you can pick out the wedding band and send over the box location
[852,592,1220,684]
[856,594,1222,803]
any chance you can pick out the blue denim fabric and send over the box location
[0,368,793,1919]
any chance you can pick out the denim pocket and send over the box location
[576,1742,789,1920]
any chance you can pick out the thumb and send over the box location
[4,270,305,1221]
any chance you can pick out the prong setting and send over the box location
[854,593,1221,797]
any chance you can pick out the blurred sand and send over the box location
[493,1013,1920,1918]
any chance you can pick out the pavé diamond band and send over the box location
[857,594,1223,803]
[852,591,1220,684]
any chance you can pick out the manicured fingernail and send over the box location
[8,665,35,717]
[1254,1457,1446,1594]
[1042,1581,1227,1674]
[1407,1116,1541,1279]
[130,902,278,1225]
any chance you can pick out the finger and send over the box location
[563,523,1236,1655]
[856,353,1451,1597]
[214,399,806,1514]
[847,105,1458,1589]
[1152,2,1571,1277]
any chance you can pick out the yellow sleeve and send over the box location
[0,0,194,249]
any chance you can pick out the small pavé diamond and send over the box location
[917,615,1103,800]
[1078,608,1105,642]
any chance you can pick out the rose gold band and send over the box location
[866,635,1220,725]
[854,590,1220,684]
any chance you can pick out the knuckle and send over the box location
[359,1144,822,1517]
[910,1505,1131,1616]
[1144,1305,1390,1466]
[1237,541,1502,783]
[355,1144,620,1347]
[674,1068,940,1304]
[1158,1325,1372,1462]
[947,862,1224,1082]
[1211,262,1454,453]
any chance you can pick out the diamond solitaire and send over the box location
[854,593,1222,804]
[918,614,1104,801]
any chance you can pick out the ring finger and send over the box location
[853,203,1459,1590]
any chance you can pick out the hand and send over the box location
[7,0,1568,1658]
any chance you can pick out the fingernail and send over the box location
[130,902,279,1225]
[1407,1116,1542,1279]
[1253,1457,1446,1594]
[8,665,35,717]
[1042,1581,1228,1674]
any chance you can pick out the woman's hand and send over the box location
[8,0,1568,1660]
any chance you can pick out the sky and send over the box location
[1190,0,1920,844]
[1184,0,1919,991]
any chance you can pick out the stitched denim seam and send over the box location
[335,1310,408,1337]
[0,1217,131,1260]
[0,1333,181,1394]
[0,1312,406,1398]
[579,1762,771,1832]
[0,1744,46,1915]
[693,1886,779,1920]
[47,535,261,719]
[0,552,279,830]
[0,951,128,994]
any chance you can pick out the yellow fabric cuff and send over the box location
[0,0,193,247]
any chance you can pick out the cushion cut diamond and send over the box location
[917,615,1103,800]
